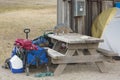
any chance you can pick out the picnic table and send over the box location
[47,33,107,76]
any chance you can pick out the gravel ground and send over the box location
[0,61,120,80]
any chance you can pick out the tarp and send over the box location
[99,8,120,56]
[92,8,117,38]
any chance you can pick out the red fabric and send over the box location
[15,39,37,50]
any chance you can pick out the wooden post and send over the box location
[86,1,92,35]
[85,0,88,35]
[71,0,76,32]
[57,0,65,24]
[67,0,70,27]
[61,0,64,24]
[69,0,73,30]
[57,0,62,24]
[64,0,67,24]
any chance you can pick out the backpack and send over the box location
[32,32,54,48]
[2,58,10,69]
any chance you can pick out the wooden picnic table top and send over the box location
[48,33,104,44]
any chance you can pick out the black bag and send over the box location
[2,58,10,69]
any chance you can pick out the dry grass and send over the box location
[0,0,56,13]
[0,0,56,64]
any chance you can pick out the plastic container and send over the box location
[9,55,24,73]
[115,2,120,8]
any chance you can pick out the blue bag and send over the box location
[27,46,48,65]
[11,46,48,67]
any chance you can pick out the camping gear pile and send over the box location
[2,25,70,76]
[3,28,52,76]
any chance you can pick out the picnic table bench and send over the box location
[97,48,118,57]
[44,47,65,59]
[46,33,117,76]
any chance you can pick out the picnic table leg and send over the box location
[77,49,88,65]
[54,49,75,76]
[88,49,107,73]
[77,49,84,56]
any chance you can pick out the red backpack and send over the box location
[15,39,37,50]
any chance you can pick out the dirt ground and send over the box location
[0,61,120,80]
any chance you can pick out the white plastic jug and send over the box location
[10,55,24,73]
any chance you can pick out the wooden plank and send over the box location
[62,0,65,23]
[85,0,89,35]
[87,0,92,35]
[67,43,98,49]
[52,55,104,64]
[71,0,75,32]
[88,49,107,73]
[92,2,98,21]
[102,1,113,11]
[68,0,72,30]
[97,0,102,14]
[64,0,67,24]
[57,0,64,24]
[48,33,104,44]
[45,47,65,59]
[54,49,75,76]
[82,17,85,35]
[97,48,118,56]
[77,17,84,34]
[67,0,70,27]
[57,0,61,24]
